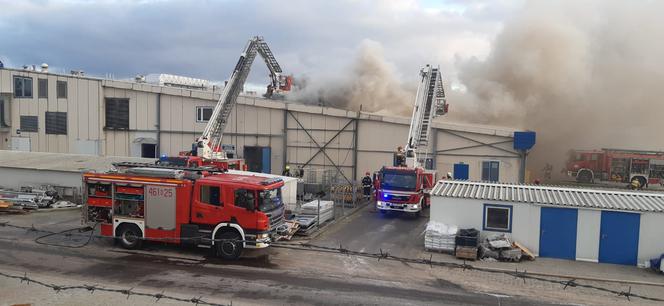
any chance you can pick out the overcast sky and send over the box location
[0,0,519,87]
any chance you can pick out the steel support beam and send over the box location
[437,140,513,154]
[282,110,288,172]
[436,153,521,159]
[287,111,353,185]
[352,114,360,180]
[438,129,519,156]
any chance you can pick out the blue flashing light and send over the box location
[159,154,168,161]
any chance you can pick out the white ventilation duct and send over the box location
[40,63,49,73]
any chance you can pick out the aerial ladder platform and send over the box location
[405,65,448,168]
[196,36,291,160]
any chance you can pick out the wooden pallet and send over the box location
[455,246,478,260]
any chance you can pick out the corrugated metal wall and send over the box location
[0,68,522,182]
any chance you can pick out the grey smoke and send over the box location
[290,40,415,116]
[447,0,664,179]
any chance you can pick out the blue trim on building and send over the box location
[482,203,513,232]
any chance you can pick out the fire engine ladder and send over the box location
[199,36,286,158]
[112,162,225,173]
[405,65,447,167]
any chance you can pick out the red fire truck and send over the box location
[375,65,447,217]
[83,162,285,260]
[566,148,664,188]
[375,166,435,217]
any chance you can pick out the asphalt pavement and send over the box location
[313,203,430,258]
[0,208,616,306]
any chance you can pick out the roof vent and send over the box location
[71,70,84,76]
[135,75,146,83]
[41,63,49,73]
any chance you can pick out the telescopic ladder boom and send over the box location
[405,65,447,168]
[197,36,287,159]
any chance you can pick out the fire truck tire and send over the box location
[576,170,593,183]
[117,224,143,250]
[215,230,243,260]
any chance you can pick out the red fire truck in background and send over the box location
[566,148,664,188]
[83,162,285,260]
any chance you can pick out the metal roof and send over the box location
[430,180,664,213]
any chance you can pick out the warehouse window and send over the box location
[481,161,500,182]
[483,204,512,232]
[105,98,129,129]
[45,112,67,135]
[20,116,38,132]
[38,79,48,98]
[200,185,222,206]
[57,81,67,98]
[13,76,33,98]
[196,106,213,122]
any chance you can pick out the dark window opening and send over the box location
[234,189,256,210]
[482,161,500,182]
[105,98,129,129]
[14,76,33,98]
[484,204,512,232]
[196,106,213,122]
[56,80,67,98]
[38,79,48,98]
[141,143,156,158]
[200,185,221,206]
[20,116,38,132]
[45,112,67,135]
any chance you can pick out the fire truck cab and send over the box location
[83,164,285,260]
[375,166,435,217]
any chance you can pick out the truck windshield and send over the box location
[258,188,282,212]
[381,172,417,191]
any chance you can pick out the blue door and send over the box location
[453,163,469,180]
[539,207,578,260]
[261,147,271,174]
[599,211,640,265]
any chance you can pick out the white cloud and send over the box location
[0,0,516,86]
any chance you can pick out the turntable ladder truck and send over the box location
[376,65,448,216]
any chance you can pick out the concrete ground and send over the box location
[0,207,662,305]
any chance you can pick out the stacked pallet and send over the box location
[294,215,319,235]
[300,200,334,224]
[424,222,458,253]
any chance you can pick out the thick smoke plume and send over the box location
[291,40,414,116]
[448,0,664,180]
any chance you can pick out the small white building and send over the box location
[430,180,664,266]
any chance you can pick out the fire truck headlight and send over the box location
[413,204,418,209]
[257,233,269,240]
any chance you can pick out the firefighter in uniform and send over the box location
[362,172,373,201]
[395,146,406,167]
[282,165,292,177]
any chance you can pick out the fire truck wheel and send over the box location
[215,230,243,260]
[117,224,143,250]
[577,170,593,183]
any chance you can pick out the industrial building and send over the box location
[429,180,664,265]
[0,66,528,183]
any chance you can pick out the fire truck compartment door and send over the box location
[145,186,176,230]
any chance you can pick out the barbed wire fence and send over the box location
[1,221,663,303]
[0,271,230,306]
